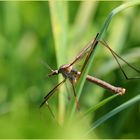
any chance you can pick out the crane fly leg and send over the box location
[40,79,66,119]
[40,79,66,107]
[65,82,71,101]
[45,101,56,119]
[99,40,140,80]
[71,81,80,111]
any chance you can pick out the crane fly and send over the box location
[40,33,140,116]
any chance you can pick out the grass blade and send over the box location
[49,1,68,125]
[100,0,140,36]
[82,94,119,118]
[85,94,140,136]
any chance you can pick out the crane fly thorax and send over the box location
[58,64,79,83]
[69,68,79,83]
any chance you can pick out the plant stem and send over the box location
[49,1,68,125]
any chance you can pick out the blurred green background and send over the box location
[0,1,140,139]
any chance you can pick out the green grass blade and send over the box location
[82,94,119,118]
[49,1,68,125]
[85,94,140,136]
[70,1,140,117]
[100,1,140,37]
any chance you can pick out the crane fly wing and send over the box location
[69,33,100,66]
[77,33,99,81]
[99,40,140,80]
[40,79,66,107]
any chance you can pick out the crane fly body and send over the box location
[40,32,140,117]
[49,64,126,95]
[49,64,79,83]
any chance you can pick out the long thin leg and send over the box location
[65,82,71,101]
[45,101,56,119]
[40,79,66,107]
[44,79,66,100]
[71,81,80,110]
[99,40,140,80]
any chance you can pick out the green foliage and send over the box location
[85,94,140,136]
[0,1,140,139]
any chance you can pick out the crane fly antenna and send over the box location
[40,60,54,72]
[99,40,140,80]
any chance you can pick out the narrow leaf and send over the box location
[85,94,140,136]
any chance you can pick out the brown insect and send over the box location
[40,33,140,116]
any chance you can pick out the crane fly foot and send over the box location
[118,88,126,96]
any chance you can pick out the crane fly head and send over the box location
[48,64,73,78]
[48,70,59,77]
[58,64,73,74]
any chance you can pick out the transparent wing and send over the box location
[69,33,99,66]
